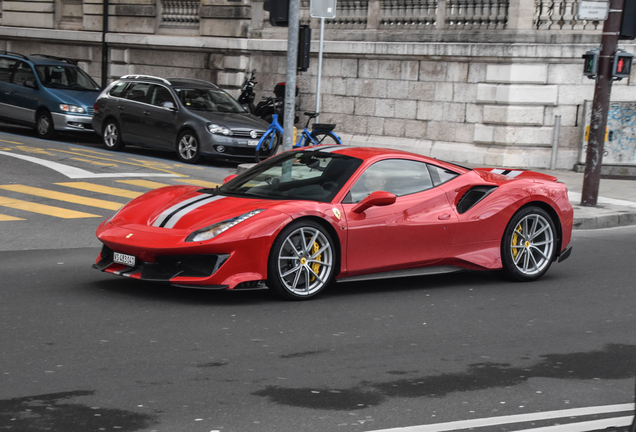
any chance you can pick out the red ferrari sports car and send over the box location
[94,146,573,300]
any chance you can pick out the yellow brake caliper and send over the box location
[310,241,321,281]
[512,224,522,259]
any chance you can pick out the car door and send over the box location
[6,61,39,124]
[119,82,152,144]
[0,57,18,120]
[141,84,179,148]
[341,159,459,276]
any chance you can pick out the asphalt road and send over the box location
[1,127,636,432]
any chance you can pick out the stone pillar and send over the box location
[366,0,380,30]
[507,0,534,30]
[436,0,445,29]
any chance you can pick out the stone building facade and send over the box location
[1,0,635,169]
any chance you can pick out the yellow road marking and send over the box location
[55,182,143,199]
[0,196,100,218]
[0,185,123,210]
[70,157,118,167]
[116,180,170,189]
[16,146,55,156]
[174,179,220,188]
[0,139,22,144]
[0,214,25,221]
[48,148,187,176]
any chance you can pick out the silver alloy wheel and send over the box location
[37,115,51,136]
[103,123,118,148]
[509,213,555,276]
[277,226,334,297]
[178,134,198,160]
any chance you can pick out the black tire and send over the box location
[309,130,340,146]
[501,206,557,282]
[267,220,336,300]
[176,130,201,164]
[255,129,280,163]
[35,110,55,139]
[102,120,125,151]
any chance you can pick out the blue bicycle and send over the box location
[254,111,342,162]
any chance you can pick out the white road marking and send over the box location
[0,151,179,179]
[515,416,633,432]
[368,403,634,432]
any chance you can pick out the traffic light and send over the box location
[620,0,636,40]
[264,0,289,26]
[582,49,599,78]
[612,49,634,80]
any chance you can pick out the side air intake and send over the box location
[456,186,497,214]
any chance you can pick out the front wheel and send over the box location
[308,130,340,146]
[176,131,201,164]
[267,220,336,300]
[255,129,280,163]
[35,111,55,139]
[501,206,557,282]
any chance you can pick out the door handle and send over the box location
[143,111,150,115]
[438,214,451,220]
[117,105,124,110]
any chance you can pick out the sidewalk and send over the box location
[236,163,636,230]
[536,168,636,230]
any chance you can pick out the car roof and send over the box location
[0,52,79,67]
[168,78,220,90]
[312,145,471,172]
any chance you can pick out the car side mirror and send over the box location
[352,191,396,214]
[23,79,37,89]
[161,101,176,110]
[223,174,238,184]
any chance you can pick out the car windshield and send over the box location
[217,150,363,202]
[35,65,101,91]
[175,87,245,113]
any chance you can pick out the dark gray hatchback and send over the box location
[92,75,270,163]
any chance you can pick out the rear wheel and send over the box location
[501,206,556,281]
[35,110,55,139]
[102,120,125,151]
[255,129,280,163]
[267,220,335,300]
[309,130,340,146]
[176,130,201,164]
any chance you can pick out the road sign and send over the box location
[310,0,337,18]
[577,0,609,21]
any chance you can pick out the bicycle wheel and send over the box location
[308,130,340,146]
[255,129,280,163]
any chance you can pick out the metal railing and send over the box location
[534,0,601,30]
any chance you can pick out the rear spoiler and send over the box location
[474,168,559,182]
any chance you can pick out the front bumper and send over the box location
[199,132,266,160]
[52,112,94,132]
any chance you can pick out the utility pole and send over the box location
[101,0,109,89]
[581,0,624,206]
[282,0,300,152]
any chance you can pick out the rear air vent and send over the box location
[456,186,497,214]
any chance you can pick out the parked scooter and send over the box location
[238,70,298,125]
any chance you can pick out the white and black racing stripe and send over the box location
[152,195,226,228]
[490,168,523,178]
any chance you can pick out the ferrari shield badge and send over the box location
[332,208,341,220]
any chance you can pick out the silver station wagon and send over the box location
[92,75,270,163]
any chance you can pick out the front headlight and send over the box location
[186,209,264,242]
[207,123,232,136]
[59,104,86,114]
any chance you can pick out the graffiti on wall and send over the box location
[581,101,636,165]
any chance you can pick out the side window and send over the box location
[125,82,152,103]
[346,159,434,203]
[108,81,129,97]
[427,164,459,186]
[0,58,17,83]
[12,61,36,86]
[148,84,175,107]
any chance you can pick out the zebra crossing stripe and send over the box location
[0,185,124,210]
[0,196,101,218]
[56,182,143,199]
[116,179,170,189]
[0,214,25,221]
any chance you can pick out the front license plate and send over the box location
[248,140,259,147]
[113,252,136,267]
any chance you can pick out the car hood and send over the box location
[187,110,269,131]
[110,185,287,232]
[45,88,100,109]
